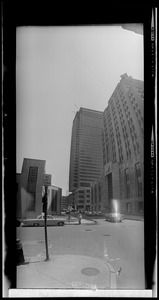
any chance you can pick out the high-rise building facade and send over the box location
[102,73,144,214]
[69,107,104,211]
[16,158,61,218]
[16,158,46,218]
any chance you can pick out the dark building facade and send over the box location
[101,73,144,214]
[61,195,69,210]
[69,107,104,211]
[69,74,144,215]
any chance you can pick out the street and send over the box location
[17,218,145,289]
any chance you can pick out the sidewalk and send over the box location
[124,214,144,221]
[17,254,116,289]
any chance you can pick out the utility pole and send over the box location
[44,186,49,261]
[42,174,52,261]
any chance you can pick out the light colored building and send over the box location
[69,107,104,211]
[61,196,69,210]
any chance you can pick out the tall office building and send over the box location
[69,107,104,211]
[102,73,144,214]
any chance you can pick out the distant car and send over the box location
[96,211,102,215]
[85,211,93,215]
[21,215,65,227]
[105,213,124,223]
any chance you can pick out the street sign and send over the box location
[43,174,52,186]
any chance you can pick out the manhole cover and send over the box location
[103,234,111,236]
[85,229,92,231]
[81,267,100,276]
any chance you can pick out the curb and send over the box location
[105,262,116,289]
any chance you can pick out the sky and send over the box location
[16,25,143,196]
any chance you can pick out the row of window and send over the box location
[119,91,140,157]
[111,102,124,162]
[115,96,131,160]
[78,189,90,193]
[79,194,90,198]
[128,90,144,136]
[107,108,117,163]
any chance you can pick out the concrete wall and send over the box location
[47,185,62,215]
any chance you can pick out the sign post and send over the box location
[43,174,52,261]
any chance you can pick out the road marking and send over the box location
[103,242,109,260]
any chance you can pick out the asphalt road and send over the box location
[17,218,145,289]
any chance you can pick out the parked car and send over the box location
[95,211,102,215]
[21,215,65,227]
[105,213,124,223]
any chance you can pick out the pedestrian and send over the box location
[78,212,82,225]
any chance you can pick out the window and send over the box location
[80,183,90,187]
[77,205,84,209]
[108,173,113,201]
[135,163,143,196]
[79,200,84,203]
[79,195,84,198]
[125,168,130,198]
[27,166,38,184]
[126,202,133,213]
[95,186,97,203]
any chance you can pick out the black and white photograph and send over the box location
[3,4,157,298]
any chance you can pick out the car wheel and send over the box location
[58,222,64,226]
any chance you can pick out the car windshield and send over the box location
[37,215,53,219]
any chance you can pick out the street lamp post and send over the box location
[42,174,52,261]
[44,186,49,261]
